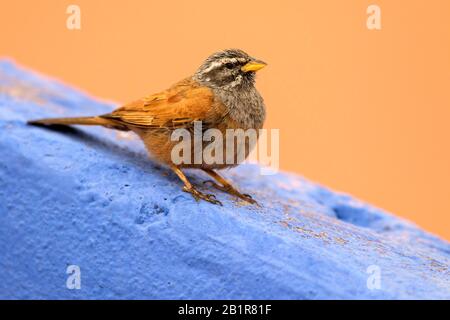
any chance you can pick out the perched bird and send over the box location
[28,49,267,205]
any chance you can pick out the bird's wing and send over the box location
[101,78,225,129]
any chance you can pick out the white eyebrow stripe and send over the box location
[203,57,248,73]
[203,61,223,73]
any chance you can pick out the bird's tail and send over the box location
[27,116,129,131]
[28,116,110,126]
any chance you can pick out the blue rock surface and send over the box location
[0,59,449,299]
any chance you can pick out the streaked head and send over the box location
[194,49,267,90]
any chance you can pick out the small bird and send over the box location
[28,49,267,205]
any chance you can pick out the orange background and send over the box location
[1,0,449,240]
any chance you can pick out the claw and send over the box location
[206,194,222,206]
[183,186,222,206]
[240,194,258,205]
[203,180,258,205]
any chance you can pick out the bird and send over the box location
[28,49,267,206]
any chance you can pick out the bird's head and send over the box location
[194,49,267,90]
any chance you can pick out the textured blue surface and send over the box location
[0,59,449,299]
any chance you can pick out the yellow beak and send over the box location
[241,60,267,73]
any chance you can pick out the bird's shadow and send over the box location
[28,123,206,185]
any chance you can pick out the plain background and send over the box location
[1,0,449,240]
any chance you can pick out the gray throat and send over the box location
[195,77,266,130]
[217,87,266,129]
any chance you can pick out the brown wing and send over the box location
[100,78,225,129]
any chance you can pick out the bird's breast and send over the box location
[214,87,266,130]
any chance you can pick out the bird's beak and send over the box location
[241,60,267,73]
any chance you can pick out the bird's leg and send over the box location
[202,169,258,205]
[170,165,222,206]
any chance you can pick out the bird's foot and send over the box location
[203,180,258,205]
[183,185,222,206]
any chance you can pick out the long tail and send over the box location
[28,116,111,126]
[27,116,129,131]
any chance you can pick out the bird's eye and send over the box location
[225,63,234,69]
